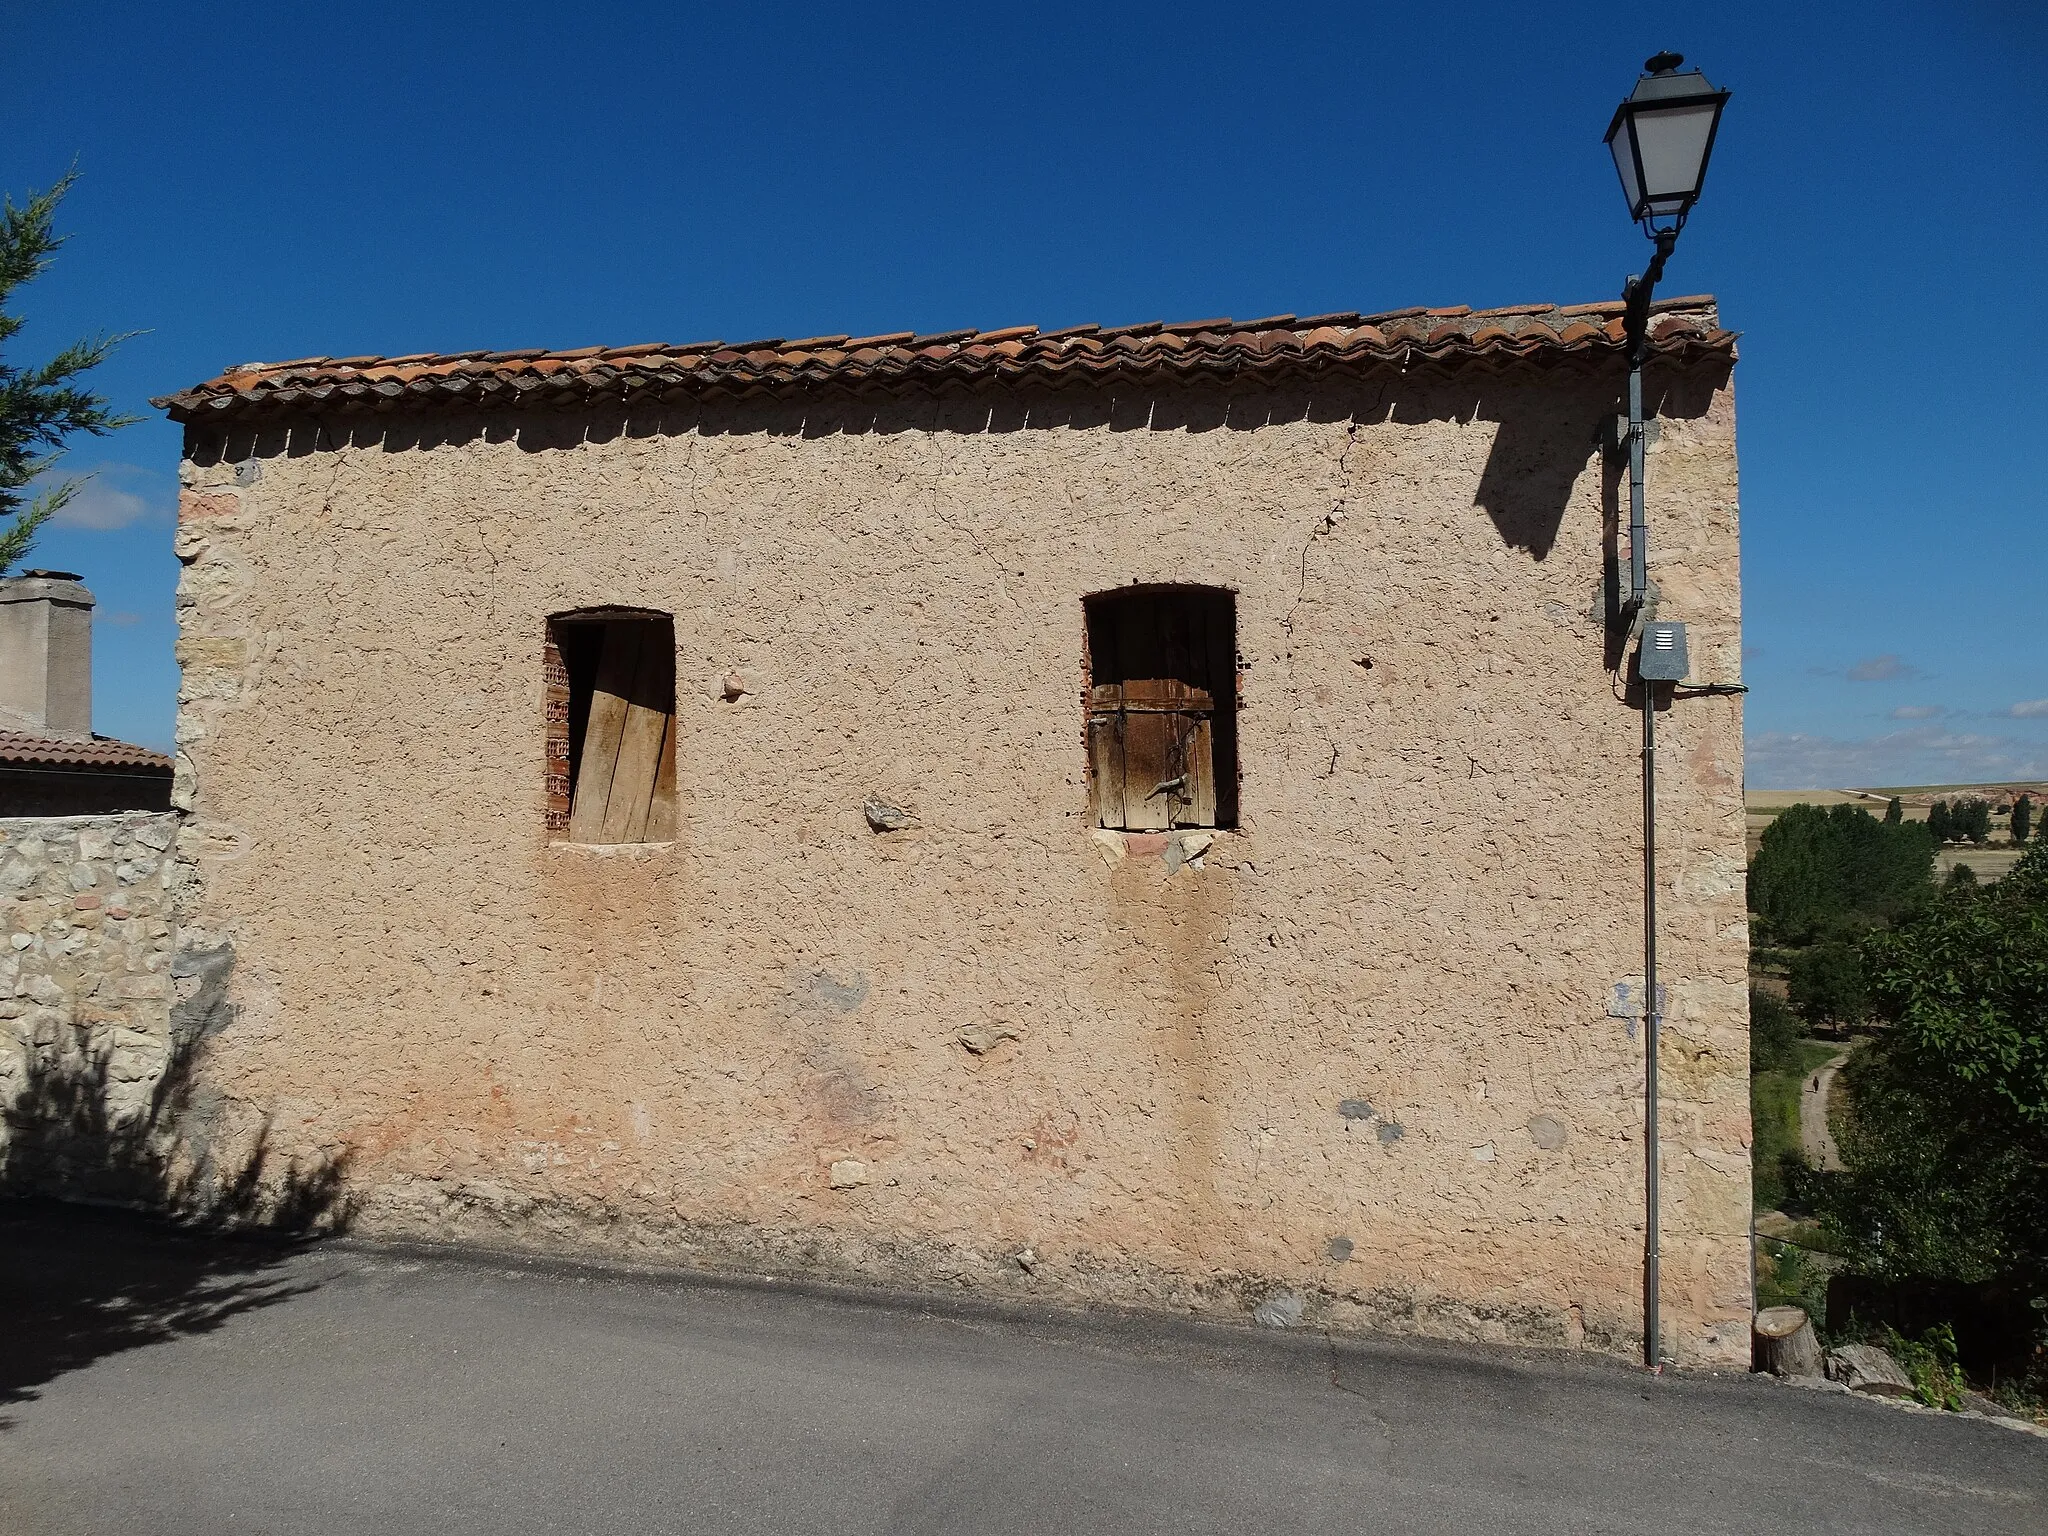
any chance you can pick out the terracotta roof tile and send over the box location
[0,732,172,773]
[153,296,1732,422]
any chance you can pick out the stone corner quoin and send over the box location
[98,319,1747,1364]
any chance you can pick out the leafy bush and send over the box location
[1816,841,2048,1373]
[1885,1324,1968,1411]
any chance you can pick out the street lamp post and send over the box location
[1604,51,1729,1371]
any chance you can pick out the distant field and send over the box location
[1745,781,2044,868]
[1746,790,1897,810]
[1937,847,2023,882]
[1859,781,2048,798]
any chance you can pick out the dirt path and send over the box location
[1802,1050,1850,1171]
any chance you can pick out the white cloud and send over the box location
[2012,699,2048,719]
[1845,653,1918,682]
[1889,705,1946,720]
[35,463,172,532]
[1749,725,2048,790]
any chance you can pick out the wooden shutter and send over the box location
[565,618,677,844]
[1088,677,1215,830]
[1087,703,1126,830]
[1086,589,1227,831]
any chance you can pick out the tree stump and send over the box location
[1826,1343,1916,1397]
[1754,1306,1824,1377]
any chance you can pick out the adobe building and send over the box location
[150,299,1751,1363]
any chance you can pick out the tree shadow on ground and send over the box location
[0,1199,330,1429]
[0,1027,355,1427]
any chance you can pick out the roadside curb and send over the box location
[1773,1372,2048,1438]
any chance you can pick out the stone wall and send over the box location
[0,811,315,1219]
[164,352,1751,1364]
[0,812,184,1197]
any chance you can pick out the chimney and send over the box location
[0,570,94,741]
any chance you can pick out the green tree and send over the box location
[1,171,133,574]
[1929,800,1952,843]
[1821,841,2048,1320]
[1748,802,1937,942]
[1788,941,1868,1028]
[1948,797,1993,844]
[1884,796,1903,826]
[1749,985,1801,1074]
[2012,794,2033,846]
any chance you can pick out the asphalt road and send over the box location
[2,1203,2043,1536]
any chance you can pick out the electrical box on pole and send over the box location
[1638,621,1690,682]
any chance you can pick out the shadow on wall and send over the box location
[0,1029,356,1426]
[184,361,1732,568]
[1471,405,1600,561]
[1,1025,354,1232]
[1470,364,1729,562]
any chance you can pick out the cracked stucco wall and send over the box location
[167,361,1749,1364]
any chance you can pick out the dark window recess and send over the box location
[544,610,677,844]
[1084,586,1237,831]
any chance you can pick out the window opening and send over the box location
[1083,586,1237,831]
[544,610,677,843]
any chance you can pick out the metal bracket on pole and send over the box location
[1603,415,1659,462]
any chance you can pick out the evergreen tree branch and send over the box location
[0,480,71,574]
[0,168,133,573]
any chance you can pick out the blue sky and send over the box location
[4,2,2043,787]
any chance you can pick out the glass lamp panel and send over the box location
[1632,100,1720,201]
[1609,128,1645,218]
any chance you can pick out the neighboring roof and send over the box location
[153,296,1734,423]
[0,732,173,774]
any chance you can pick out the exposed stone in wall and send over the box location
[165,361,1751,1364]
[0,812,184,1198]
[0,808,350,1227]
